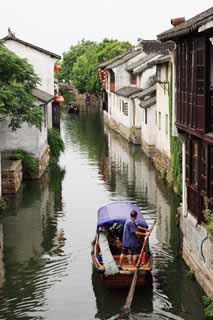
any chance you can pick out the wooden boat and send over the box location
[91,202,152,288]
[68,102,79,114]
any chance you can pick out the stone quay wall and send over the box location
[2,160,23,194]
[179,208,213,297]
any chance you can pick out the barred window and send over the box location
[122,102,128,116]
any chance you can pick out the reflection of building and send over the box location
[3,180,53,263]
[104,127,172,243]
[2,165,65,263]
[0,165,66,317]
[0,224,5,288]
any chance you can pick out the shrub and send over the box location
[16,149,37,176]
[48,128,65,162]
[0,198,7,212]
[203,296,213,319]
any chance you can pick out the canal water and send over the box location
[0,109,205,320]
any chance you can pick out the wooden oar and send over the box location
[119,220,156,319]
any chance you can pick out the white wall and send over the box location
[0,120,47,157]
[4,39,57,94]
[134,98,143,128]
[139,66,156,89]
[109,94,134,129]
[141,104,156,146]
[155,64,171,158]
[113,51,146,91]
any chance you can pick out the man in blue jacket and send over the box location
[119,210,147,268]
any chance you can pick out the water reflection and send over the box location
[0,110,205,320]
[92,123,204,320]
[0,164,68,319]
[92,270,153,319]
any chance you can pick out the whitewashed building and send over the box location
[100,40,175,186]
[100,41,164,143]
[0,32,61,182]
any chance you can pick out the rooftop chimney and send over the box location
[171,17,185,27]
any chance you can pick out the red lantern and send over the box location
[54,95,64,104]
[54,64,61,72]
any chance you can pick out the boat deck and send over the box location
[113,255,151,271]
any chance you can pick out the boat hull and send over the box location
[100,270,148,288]
[92,254,151,288]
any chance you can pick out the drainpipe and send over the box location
[132,98,136,128]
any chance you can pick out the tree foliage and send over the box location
[48,128,65,163]
[59,39,132,94]
[0,42,43,130]
[58,39,95,82]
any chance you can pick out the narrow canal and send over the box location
[0,109,205,320]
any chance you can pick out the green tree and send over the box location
[72,46,100,93]
[0,42,43,130]
[58,39,95,82]
[59,39,132,94]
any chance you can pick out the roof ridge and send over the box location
[3,35,61,59]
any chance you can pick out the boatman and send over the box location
[119,210,147,268]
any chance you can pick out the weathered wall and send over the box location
[180,140,213,297]
[0,121,48,157]
[2,160,23,194]
[180,210,213,297]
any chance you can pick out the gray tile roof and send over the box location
[131,85,156,99]
[140,96,156,109]
[153,55,171,65]
[104,50,141,70]
[99,50,132,68]
[132,50,172,75]
[158,7,213,41]
[115,86,143,98]
[32,88,54,103]
[3,35,61,59]
[126,53,158,72]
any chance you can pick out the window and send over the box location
[155,111,157,126]
[165,114,168,135]
[158,112,161,130]
[156,65,161,82]
[130,72,137,85]
[122,101,128,116]
[145,109,148,124]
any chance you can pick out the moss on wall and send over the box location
[168,63,182,194]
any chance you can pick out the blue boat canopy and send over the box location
[97,202,148,228]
